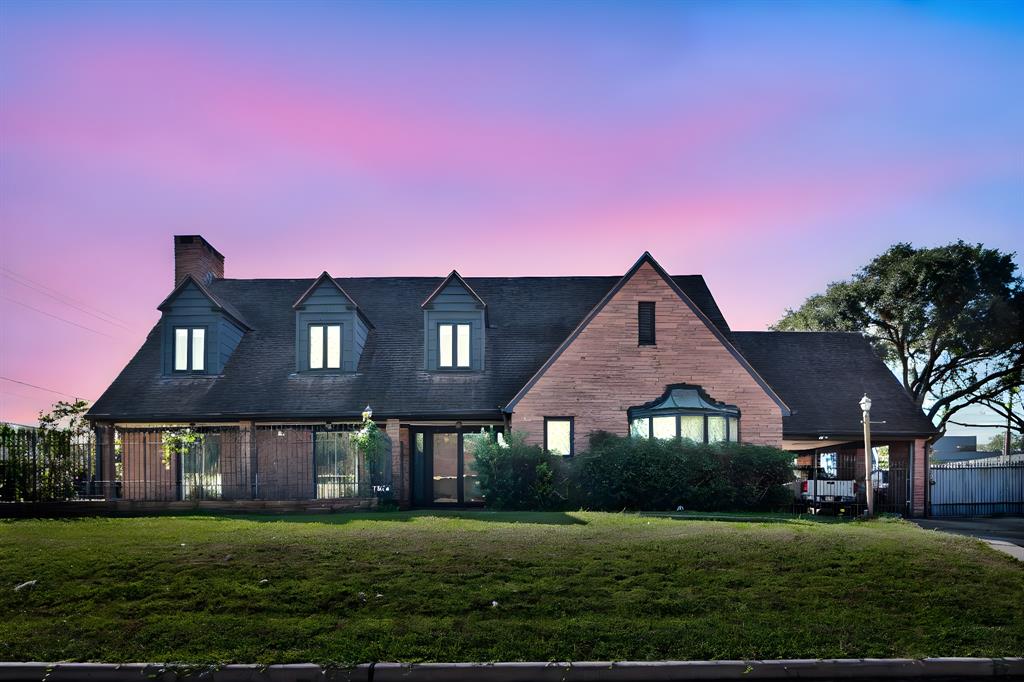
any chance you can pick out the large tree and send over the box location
[773,241,1023,433]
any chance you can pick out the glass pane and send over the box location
[680,416,704,442]
[191,328,205,371]
[728,417,739,442]
[433,432,459,502]
[630,418,650,439]
[181,434,221,500]
[546,419,572,455]
[309,325,324,369]
[316,431,359,498]
[326,325,341,369]
[439,324,453,367]
[496,431,507,448]
[456,324,471,367]
[708,416,726,443]
[652,416,677,440]
[174,329,188,370]
[462,432,486,503]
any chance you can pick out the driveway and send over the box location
[913,517,1024,560]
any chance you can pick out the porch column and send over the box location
[385,419,406,506]
[239,420,256,499]
[96,423,116,500]
[911,438,929,517]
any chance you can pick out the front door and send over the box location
[410,428,485,506]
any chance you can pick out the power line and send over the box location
[0,267,131,327]
[0,376,92,401]
[1,295,119,339]
[0,270,133,331]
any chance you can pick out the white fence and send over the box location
[930,461,1024,517]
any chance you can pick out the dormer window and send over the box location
[439,323,471,369]
[309,324,342,370]
[173,327,206,372]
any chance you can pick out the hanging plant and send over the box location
[162,428,203,468]
[352,410,387,477]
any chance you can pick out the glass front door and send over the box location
[410,428,489,506]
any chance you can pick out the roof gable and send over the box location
[421,270,486,309]
[157,274,251,330]
[292,271,373,328]
[503,252,790,415]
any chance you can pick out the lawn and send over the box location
[1,511,1022,664]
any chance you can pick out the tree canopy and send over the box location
[774,241,1023,433]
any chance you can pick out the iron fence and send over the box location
[2,423,392,503]
[930,461,1024,517]
[0,425,98,502]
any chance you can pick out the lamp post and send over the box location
[860,394,874,518]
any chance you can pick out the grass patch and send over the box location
[1,511,1022,664]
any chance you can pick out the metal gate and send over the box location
[930,461,1024,517]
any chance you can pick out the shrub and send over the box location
[572,432,794,511]
[469,430,570,510]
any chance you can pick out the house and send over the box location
[86,236,937,513]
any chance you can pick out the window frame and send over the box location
[307,322,343,372]
[437,322,472,370]
[543,416,575,457]
[172,326,208,374]
[629,412,740,443]
[638,301,656,346]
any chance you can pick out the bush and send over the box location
[572,432,794,512]
[469,430,570,510]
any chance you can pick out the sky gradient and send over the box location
[1,1,1021,436]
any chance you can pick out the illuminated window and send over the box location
[174,327,206,372]
[310,324,342,370]
[439,323,471,368]
[544,417,574,456]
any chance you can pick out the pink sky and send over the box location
[1,1,1021,431]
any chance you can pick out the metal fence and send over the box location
[930,461,1024,517]
[2,423,392,503]
[0,425,99,502]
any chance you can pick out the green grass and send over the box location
[1,511,1022,664]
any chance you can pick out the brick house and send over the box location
[87,236,937,514]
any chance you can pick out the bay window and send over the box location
[628,384,740,444]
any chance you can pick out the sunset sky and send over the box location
[1,1,1021,435]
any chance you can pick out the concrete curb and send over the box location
[1,659,1023,682]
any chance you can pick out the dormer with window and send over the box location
[158,275,250,376]
[293,272,372,373]
[421,270,486,371]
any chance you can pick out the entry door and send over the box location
[410,429,485,506]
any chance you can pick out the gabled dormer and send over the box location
[157,275,250,376]
[293,272,372,373]
[421,270,486,371]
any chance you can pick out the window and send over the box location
[309,324,342,370]
[638,301,656,345]
[173,327,206,372]
[439,323,471,368]
[544,417,574,456]
[627,385,740,444]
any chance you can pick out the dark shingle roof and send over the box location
[88,275,729,421]
[731,331,937,438]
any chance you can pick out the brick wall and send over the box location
[912,437,928,516]
[512,262,784,453]
[174,235,224,286]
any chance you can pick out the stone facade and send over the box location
[511,262,785,453]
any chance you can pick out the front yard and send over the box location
[1,511,1022,664]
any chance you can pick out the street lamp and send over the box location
[860,394,874,518]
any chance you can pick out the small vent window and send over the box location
[638,301,656,345]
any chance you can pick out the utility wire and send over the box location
[0,267,131,328]
[0,376,92,400]
[1,295,118,338]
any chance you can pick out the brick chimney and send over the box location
[174,235,224,286]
